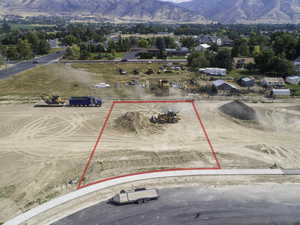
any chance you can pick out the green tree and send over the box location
[180,37,197,49]
[270,56,295,76]
[17,40,32,60]
[156,37,166,51]
[63,35,78,46]
[6,47,18,60]
[37,39,51,55]
[272,33,298,60]
[64,45,80,59]
[187,51,210,69]
[255,49,275,73]
[214,49,233,70]
[138,39,150,48]
[26,32,40,54]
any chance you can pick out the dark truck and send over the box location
[69,96,102,107]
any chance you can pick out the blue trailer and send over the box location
[69,96,102,107]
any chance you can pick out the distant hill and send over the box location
[179,0,300,24]
[0,0,207,23]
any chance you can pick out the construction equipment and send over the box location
[145,68,154,75]
[150,111,181,124]
[69,96,102,107]
[110,188,159,205]
[150,79,170,96]
[41,95,65,105]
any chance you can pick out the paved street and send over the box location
[53,185,300,225]
[0,51,65,79]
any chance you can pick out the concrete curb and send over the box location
[4,169,287,225]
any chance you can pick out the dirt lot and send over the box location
[1,99,300,222]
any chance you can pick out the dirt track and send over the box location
[1,100,300,221]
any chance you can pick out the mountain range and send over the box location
[179,0,300,24]
[0,0,206,23]
[1,0,300,24]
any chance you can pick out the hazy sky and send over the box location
[161,0,191,3]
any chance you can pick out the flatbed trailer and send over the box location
[110,188,159,205]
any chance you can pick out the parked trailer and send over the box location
[69,96,102,107]
[110,188,159,205]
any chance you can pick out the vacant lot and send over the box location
[0,63,193,100]
[1,100,300,222]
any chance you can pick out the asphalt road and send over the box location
[0,51,65,79]
[52,186,300,225]
[59,59,187,64]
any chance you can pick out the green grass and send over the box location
[287,84,300,96]
[114,52,125,59]
[10,24,56,30]
[167,56,187,59]
[49,48,65,54]
[0,64,94,97]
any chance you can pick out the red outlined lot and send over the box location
[77,100,221,189]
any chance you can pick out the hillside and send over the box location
[0,0,207,23]
[179,0,300,24]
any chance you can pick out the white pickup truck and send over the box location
[110,188,159,205]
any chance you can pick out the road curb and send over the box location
[3,169,289,225]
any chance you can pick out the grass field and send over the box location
[0,62,194,99]
[287,84,300,96]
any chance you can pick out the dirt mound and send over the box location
[219,100,257,121]
[115,112,161,134]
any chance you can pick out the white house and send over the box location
[195,44,211,51]
[261,77,285,87]
[199,68,227,76]
[271,89,291,96]
[294,57,300,71]
[286,76,300,85]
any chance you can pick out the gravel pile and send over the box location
[219,100,257,121]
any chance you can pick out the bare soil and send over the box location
[0,100,300,222]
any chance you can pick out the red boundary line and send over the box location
[77,99,221,189]
[191,101,221,169]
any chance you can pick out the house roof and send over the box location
[212,80,225,87]
[200,44,211,49]
[286,76,300,80]
[294,56,300,62]
[272,89,290,93]
[213,80,238,89]
[241,77,252,82]
[262,77,285,83]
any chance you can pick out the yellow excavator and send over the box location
[40,95,65,105]
[150,111,181,124]
[150,80,170,96]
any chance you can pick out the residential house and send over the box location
[294,57,300,71]
[221,37,234,46]
[48,39,59,49]
[195,44,211,51]
[213,80,239,93]
[198,35,222,46]
[165,47,190,56]
[286,76,300,85]
[233,57,255,69]
[271,89,291,97]
[199,68,227,76]
[261,77,285,88]
[238,77,255,87]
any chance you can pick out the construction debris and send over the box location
[115,112,161,134]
